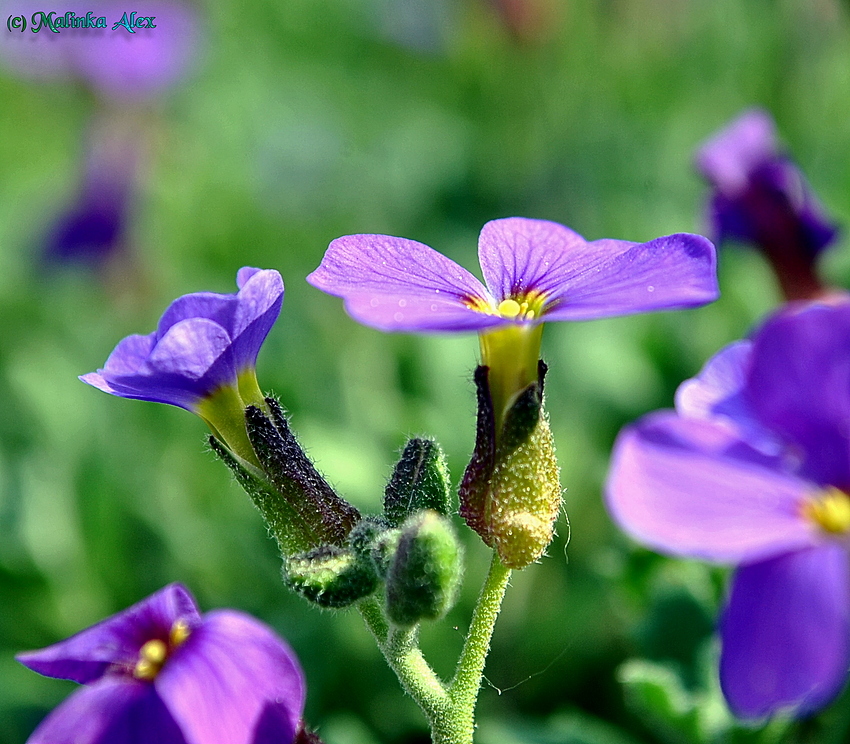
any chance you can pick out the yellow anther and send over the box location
[140,639,168,664]
[170,619,191,647]
[134,658,159,680]
[497,299,522,318]
[802,487,850,535]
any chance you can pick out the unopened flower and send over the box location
[607,303,850,719]
[81,268,283,464]
[17,583,306,744]
[695,109,838,300]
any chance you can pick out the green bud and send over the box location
[385,510,463,627]
[284,545,380,608]
[384,438,451,526]
[348,517,400,577]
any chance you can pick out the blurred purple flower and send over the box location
[606,303,850,718]
[695,109,838,300]
[81,267,282,412]
[44,118,138,268]
[307,217,718,333]
[0,1,198,101]
[17,583,306,744]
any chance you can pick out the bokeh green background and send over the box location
[3,1,850,742]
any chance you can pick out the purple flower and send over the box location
[308,217,717,333]
[44,118,138,268]
[17,583,306,744]
[606,303,850,718]
[695,109,838,300]
[81,268,283,462]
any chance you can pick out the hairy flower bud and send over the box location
[385,510,463,627]
[284,545,380,608]
[384,438,451,526]
[459,362,562,569]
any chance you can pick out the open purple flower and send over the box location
[311,217,717,567]
[606,303,850,719]
[81,268,283,463]
[309,217,717,333]
[695,109,838,301]
[17,583,306,744]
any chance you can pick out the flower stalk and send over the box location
[358,551,511,744]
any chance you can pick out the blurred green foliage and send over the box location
[2,0,850,742]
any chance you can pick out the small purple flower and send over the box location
[606,303,850,718]
[81,268,283,462]
[308,217,718,334]
[17,583,306,744]
[695,109,838,300]
[82,268,282,411]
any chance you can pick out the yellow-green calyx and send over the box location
[486,412,561,568]
[802,487,850,535]
[459,363,563,569]
[195,369,267,468]
[133,619,192,681]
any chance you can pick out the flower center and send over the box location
[464,291,549,322]
[802,487,850,535]
[133,619,192,681]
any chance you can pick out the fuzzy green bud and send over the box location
[384,438,451,526]
[385,510,463,627]
[284,545,380,608]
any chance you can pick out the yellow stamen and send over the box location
[134,659,159,680]
[170,619,191,647]
[133,639,168,680]
[497,299,522,318]
[802,487,850,535]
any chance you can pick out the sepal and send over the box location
[384,438,451,526]
[245,398,360,548]
[459,361,562,569]
[284,545,380,608]
[209,436,316,556]
[385,510,463,627]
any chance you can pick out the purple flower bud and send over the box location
[695,109,839,301]
[17,583,306,744]
[607,302,850,719]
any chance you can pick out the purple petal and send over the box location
[720,545,850,718]
[539,233,718,321]
[308,234,500,332]
[81,319,234,410]
[675,340,780,454]
[17,584,200,684]
[606,411,817,563]
[695,109,777,194]
[747,304,850,488]
[476,217,588,299]
[25,678,187,744]
[156,610,305,744]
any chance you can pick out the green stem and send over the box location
[357,551,512,744]
[446,552,512,742]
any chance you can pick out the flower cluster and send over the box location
[18,584,306,744]
[607,302,850,718]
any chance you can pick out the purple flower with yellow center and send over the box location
[17,583,306,744]
[308,217,717,419]
[81,267,283,465]
[606,303,850,719]
[695,109,838,301]
[309,217,718,567]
